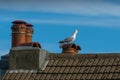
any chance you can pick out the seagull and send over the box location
[59,29,78,43]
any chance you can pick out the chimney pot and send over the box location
[61,43,81,54]
[26,24,34,43]
[11,20,27,47]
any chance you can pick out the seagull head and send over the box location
[75,29,78,34]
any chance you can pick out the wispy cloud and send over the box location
[1,15,120,27]
[27,17,120,27]
[0,0,120,28]
[0,0,120,16]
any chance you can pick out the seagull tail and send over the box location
[59,41,64,43]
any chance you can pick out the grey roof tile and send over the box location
[75,74,81,79]
[86,74,91,79]
[107,73,113,79]
[3,73,11,80]
[112,73,119,79]
[24,73,32,80]
[18,73,28,80]
[70,74,77,79]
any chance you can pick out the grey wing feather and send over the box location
[59,36,74,43]
[63,36,74,42]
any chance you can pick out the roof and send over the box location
[2,53,120,80]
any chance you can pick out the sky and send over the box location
[1,0,120,57]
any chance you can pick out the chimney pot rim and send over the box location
[12,20,27,24]
[26,24,33,27]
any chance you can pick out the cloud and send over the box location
[26,16,120,27]
[1,14,120,28]
[0,0,120,16]
[1,0,120,28]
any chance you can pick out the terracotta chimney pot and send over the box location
[11,20,27,47]
[26,24,34,43]
[61,43,81,54]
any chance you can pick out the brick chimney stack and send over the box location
[26,24,34,43]
[11,20,27,47]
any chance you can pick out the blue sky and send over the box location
[1,0,120,57]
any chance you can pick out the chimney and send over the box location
[60,43,81,54]
[11,20,27,47]
[9,20,47,70]
[26,24,34,43]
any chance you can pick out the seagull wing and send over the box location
[64,36,74,42]
[59,36,74,43]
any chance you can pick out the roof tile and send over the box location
[86,74,92,79]
[76,74,83,79]
[115,66,120,72]
[73,67,81,73]
[69,67,75,73]
[87,59,95,66]
[113,58,120,65]
[84,67,90,73]
[35,74,41,79]
[9,73,16,80]
[49,67,56,73]
[61,74,66,79]
[81,74,88,79]
[47,60,54,66]
[77,59,83,66]
[79,67,85,73]
[24,73,32,80]
[107,58,115,65]
[110,66,116,72]
[112,73,119,79]
[40,74,47,79]
[44,74,51,79]
[44,67,51,73]
[64,67,71,73]
[70,74,77,79]
[91,74,98,79]
[104,66,112,73]
[66,74,71,79]
[100,66,106,73]
[29,73,36,80]
[102,58,110,66]
[107,73,113,79]
[92,59,99,65]
[82,59,89,66]
[101,73,108,79]
[96,73,103,79]
[72,59,79,66]
[97,59,104,66]
[118,73,120,79]
[18,73,28,80]
[55,74,61,79]
[53,67,61,73]
[89,67,96,73]
[59,67,66,73]
[3,73,11,80]
[93,66,101,73]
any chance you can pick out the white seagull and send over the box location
[59,29,78,43]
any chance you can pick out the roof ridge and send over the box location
[49,53,120,59]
